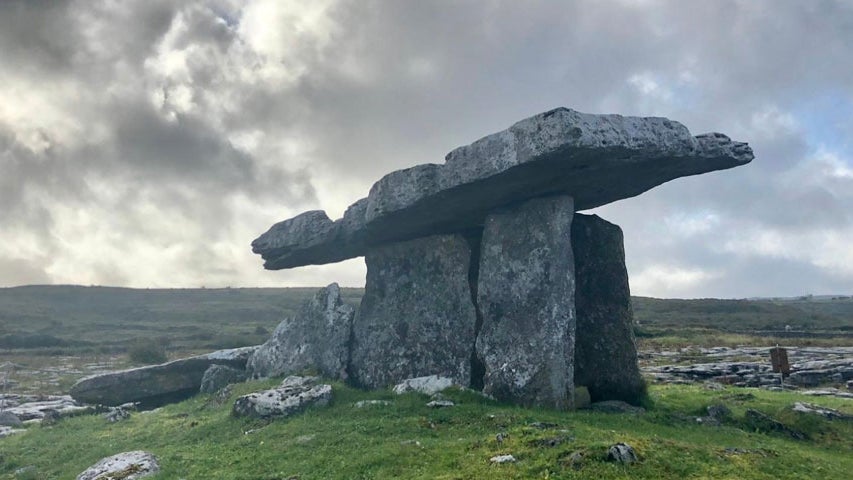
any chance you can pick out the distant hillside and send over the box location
[0,285,363,352]
[0,286,850,353]
[632,296,853,332]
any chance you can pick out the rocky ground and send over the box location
[640,346,853,398]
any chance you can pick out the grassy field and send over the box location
[1,382,851,479]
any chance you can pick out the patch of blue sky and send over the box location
[790,91,853,162]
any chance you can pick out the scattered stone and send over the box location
[40,409,60,426]
[426,400,455,408]
[698,403,733,425]
[71,346,258,407]
[200,364,247,394]
[477,195,575,409]
[400,439,422,447]
[589,400,646,414]
[392,375,456,396]
[354,400,391,408]
[744,409,806,440]
[606,443,638,464]
[350,235,477,389]
[2,395,90,421]
[490,454,517,464]
[847,379,853,391]
[495,432,507,444]
[791,402,851,421]
[801,388,853,399]
[0,411,23,427]
[76,451,160,480]
[103,406,131,423]
[232,376,332,419]
[253,108,752,269]
[14,466,36,476]
[248,283,355,380]
[0,425,25,438]
[572,214,644,404]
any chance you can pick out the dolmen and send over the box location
[252,107,753,409]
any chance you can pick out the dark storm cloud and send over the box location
[0,0,850,294]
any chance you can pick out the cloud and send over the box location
[0,0,850,297]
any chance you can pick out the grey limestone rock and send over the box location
[572,213,645,404]
[200,364,247,393]
[232,375,332,419]
[70,346,254,407]
[76,451,160,480]
[606,443,638,464]
[0,410,22,427]
[253,107,753,269]
[247,283,355,380]
[476,195,575,409]
[349,234,477,389]
[392,375,456,395]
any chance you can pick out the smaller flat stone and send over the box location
[76,451,160,480]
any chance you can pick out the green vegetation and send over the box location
[126,338,168,365]
[1,382,851,479]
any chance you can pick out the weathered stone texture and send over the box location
[70,347,255,407]
[572,213,645,404]
[476,195,575,409]
[349,234,477,389]
[232,375,331,419]
[247,283,355,380]
[253,108,753,270]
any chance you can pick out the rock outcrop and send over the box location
[476,196,575,408]
[77,451,160,480]
[572,213,645,404]
[232,375,332,419]
[349,235,477,389]
[250,107,752,409]
[253,108,752,269]
[248,283,355,380]
[200,365,247,394]
[70,346,257,407]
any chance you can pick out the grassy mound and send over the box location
[1,383,851,479]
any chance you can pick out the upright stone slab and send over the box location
[247,283,355,380]
[349,234,477,389]
[572,214,645,404]
[476,195,575,409]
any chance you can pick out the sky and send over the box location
[1,0,851,298]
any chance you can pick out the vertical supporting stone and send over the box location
[572,214,645,404]
[476,195,575,409]
[349,234,477,389]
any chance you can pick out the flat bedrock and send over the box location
[252,107,752,269]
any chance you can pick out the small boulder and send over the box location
[232,376,332,419]
[0,410,23,427]
[354,400,391,408]
[393,375,455,396]
[606,443,638,464]
[76,451,160,480]
[791,402,851,421]
[103,406,131,423]
[490,454,517,464]
[200,365,247,394]
[426,399,455,408]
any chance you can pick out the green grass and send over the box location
[1,383,851,479]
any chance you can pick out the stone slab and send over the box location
[253,107,752,269]
[475,195,575,409]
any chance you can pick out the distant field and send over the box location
[0,286,850,356]
[0,285,363,356]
